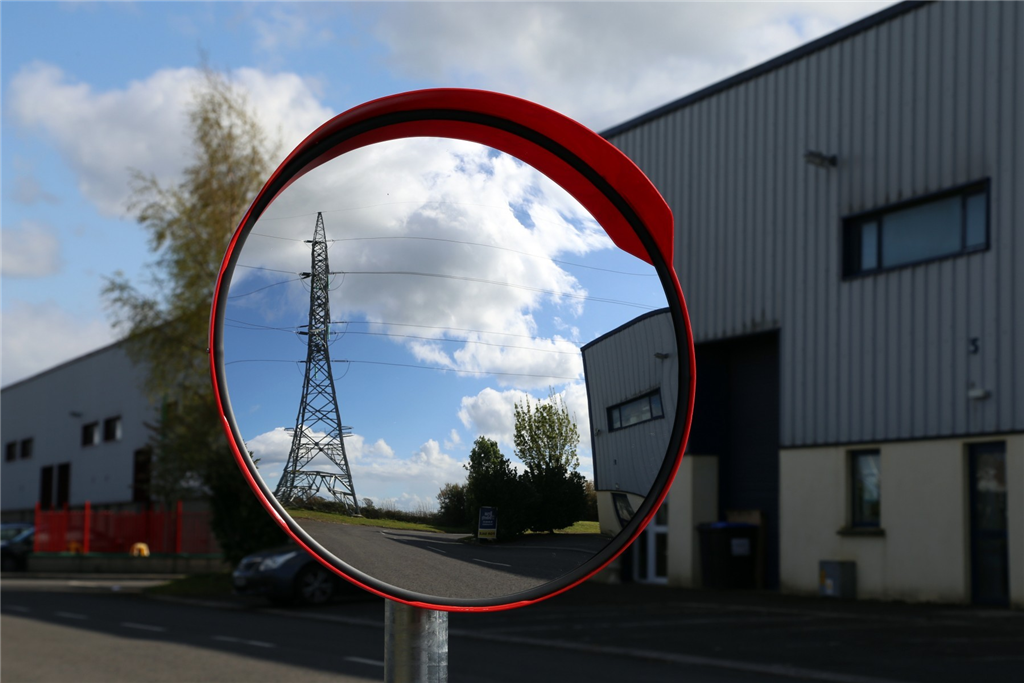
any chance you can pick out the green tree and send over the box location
[435,482,468,528]
[104,69,285,563]
[463,436,533,539]
[513,392,587,533]
[583,479,599,522]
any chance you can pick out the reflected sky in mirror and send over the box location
[221,138,677,599]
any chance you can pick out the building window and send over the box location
[851,450,881,527]
[20,438,33,460]
[82,422,99,447]
[843,180,989,277]
[5,442,16,462]
[103,416,122,442]
[608,390,664,432]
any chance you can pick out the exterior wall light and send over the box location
[804,150,838,168]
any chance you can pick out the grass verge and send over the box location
[551,520,602,535]
[286,508,467,535]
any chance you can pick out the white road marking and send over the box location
[247,640,275,648]
[55,611,87,620]
[121,622,166,633]
[346,656,385,667]
[5,605,30,613]
[472,558,512,567]
[504,545,594,554]
[213,635,276,648]
[427,546,447,554]
[377,530,464,545]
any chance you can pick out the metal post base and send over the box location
[384,600,448,683]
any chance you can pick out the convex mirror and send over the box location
[211,90,695,610]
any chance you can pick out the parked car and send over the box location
[1,523,34,572]
[233,544,351,606]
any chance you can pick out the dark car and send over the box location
[233,544,351,606]
[1,523,34,572]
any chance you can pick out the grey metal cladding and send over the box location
[583,310,678,497]
[606,1,1023,447]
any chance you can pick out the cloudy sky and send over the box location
[223,137,664,505]
[2,1,896,508]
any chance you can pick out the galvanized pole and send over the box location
[384,600,448,683]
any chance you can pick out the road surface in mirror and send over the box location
[221,137,679,600]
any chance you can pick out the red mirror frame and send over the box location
[209,89,696,611]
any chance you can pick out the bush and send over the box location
[437,482,469,528]
[523,465,588,533]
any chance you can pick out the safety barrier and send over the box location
[33,501,220,555]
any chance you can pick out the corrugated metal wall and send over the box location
[582,310,679,496]
[0,343,156,510]
[609,1,1023,447]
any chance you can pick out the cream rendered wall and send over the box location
[881,440,969,602]
[667,455,718,587]
[781,434,1024,606]
[1002,435,1024,607]
[780,445,873,595]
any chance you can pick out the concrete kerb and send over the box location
[26,553,232,575]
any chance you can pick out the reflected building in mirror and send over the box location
[582,308,680,537]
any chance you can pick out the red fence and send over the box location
[33,502,220,555]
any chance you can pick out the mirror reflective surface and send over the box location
[219,137,685,602]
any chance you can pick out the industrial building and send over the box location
[594,0,1023,606]
[1,341,157,521]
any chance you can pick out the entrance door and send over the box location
[633,502,669,584]
[969,441,1009,606]
[133,448,152,503]
[689,331,780,588]
[56,463,71,508]
[39,466,54,509]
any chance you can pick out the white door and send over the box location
[633,502,668,584]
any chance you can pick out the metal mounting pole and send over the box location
[384,600,448,683]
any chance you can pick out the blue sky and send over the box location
[1,1,896,508]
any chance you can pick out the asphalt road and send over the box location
[295,519,608,599]
[3,576,1024,683]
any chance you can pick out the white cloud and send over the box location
[1,301,115,386]
[1,221,62,278]
[230,138,611,389]
[8,62,334,216]
[252,6,335,54]
[457,383,591,458]
[367,2,896,130]
[443,428,461,450]
[244,427,464,510]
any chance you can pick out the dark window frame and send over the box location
[82,422,99,447]
[842,178,990,279]
[850,449,881,528]
[20,438,33,460]
[103,416,122,442]
[607,389,664,433]
[5,441,17,462]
